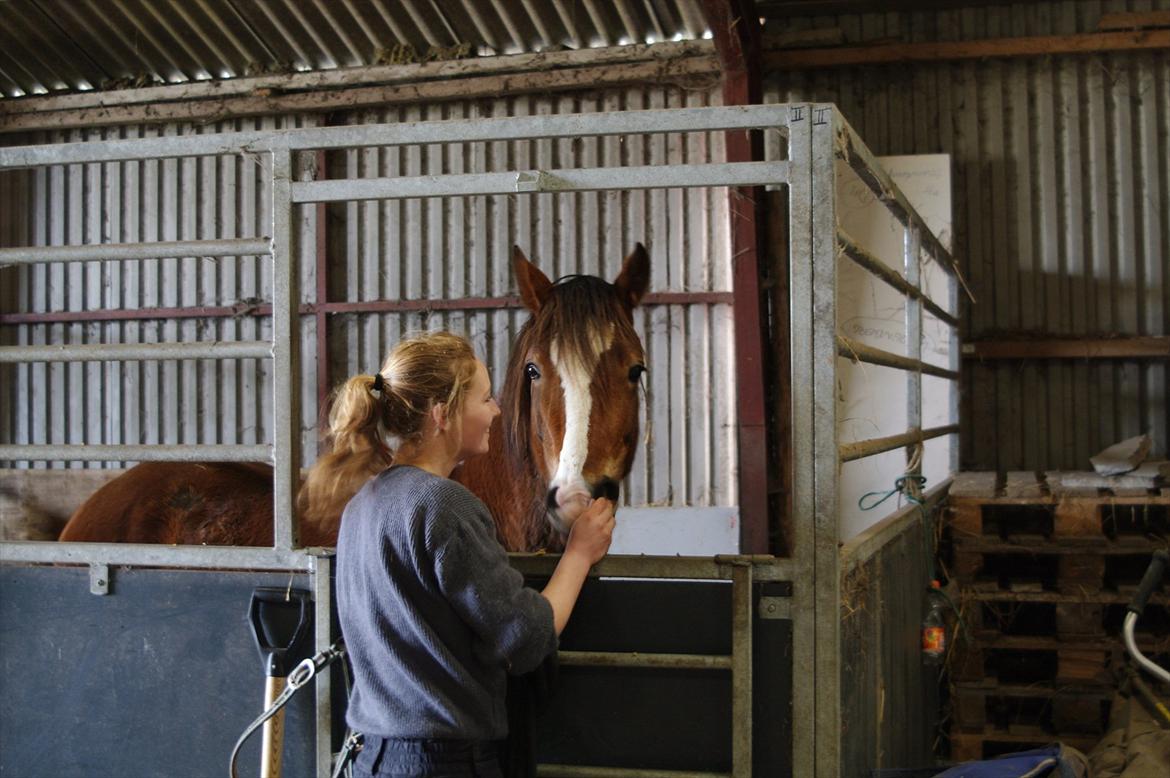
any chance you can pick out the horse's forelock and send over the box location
[499,276,638,473]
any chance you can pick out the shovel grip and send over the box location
[260,675,286,778]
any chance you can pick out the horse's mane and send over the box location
[500,274,638,474]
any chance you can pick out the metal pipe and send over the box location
[291,162,790,203]
[0,341,272,363]
[730,563,753,778]
[0,105,795,169]
[0,444,272,462]
[839,425,960,463]
[0,238,271,265]
[536,766,729,778]
[312,555,335,777]
[271,147,300,553]
[0,540,314,571]
[836,336,960,381]
[557,650,731,670]
[837,229,959,328]
[507,553,793,582]
[1125,612,1170,685]
[0,292,737,326]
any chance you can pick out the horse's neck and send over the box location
[454,418,557,552]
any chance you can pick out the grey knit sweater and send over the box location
[336,465,557,740]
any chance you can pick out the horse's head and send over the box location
[503,244,650,536]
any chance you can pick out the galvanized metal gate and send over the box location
[0,104,960,778]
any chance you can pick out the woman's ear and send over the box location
[430,402,448,434]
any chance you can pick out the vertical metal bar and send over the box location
[949,273,961,475]
[905,225,923,474]
[811,105,841,778]
[271,146,301,550]
[315,149,331,455]
[312,555,334,778]
[730,562,753,778]
[785,104,815,778]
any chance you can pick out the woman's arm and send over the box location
[541,498,615,635]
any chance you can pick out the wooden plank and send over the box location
[1004,471,1044,499]
[1097,11,1170,31]
[962,336,1170,360]
[1057,648,1110,683]
[764,29,1170,69]
[949,471,999,499]
[0,56,722,134]
[0,40,715,114]
[1055,603,1106,637]
[1053,501,1103,537]
[1057,555,1106,592]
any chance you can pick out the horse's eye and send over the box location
[526,362,541,381]
[628,364,646,383]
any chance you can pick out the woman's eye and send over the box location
[525,363,541,381]
[628,364,647,383]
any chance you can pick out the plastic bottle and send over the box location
[922,580,947,666]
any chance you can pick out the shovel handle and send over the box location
[260,675,286,778]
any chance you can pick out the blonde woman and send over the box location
[329,331,615,778]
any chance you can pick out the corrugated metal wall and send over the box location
[1,115,322,468]
[767,0,1169,472]
[1,84,737,509]
[324,86,735,507]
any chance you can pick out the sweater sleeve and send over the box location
[431,494,557,676]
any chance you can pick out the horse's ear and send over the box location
[513,245,553,312]
[613,243,650,309]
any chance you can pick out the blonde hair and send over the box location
[297,331,480,534]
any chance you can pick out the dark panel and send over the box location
[0,565,318,778]
[532,578,793,775]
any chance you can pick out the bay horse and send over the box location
[56,246,650,553]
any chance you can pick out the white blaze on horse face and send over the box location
[548,325,613,529]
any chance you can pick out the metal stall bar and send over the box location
[0,238,272,265]
[0,106,794,170]
[836,337,959,381]
[832,119,958,280]
[269,147,300,553]
[839,426,961,463]
[810,105,842,778]
[730,563,753,778]
[311,554,334,778]
[837,229,958,327]
[0,539,315,571]
[905,225,924,480]
[784,103,816,778]
[0,444,271,462]
[293,162,790,203]
[0,341,271,362]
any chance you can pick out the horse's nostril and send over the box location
[546,487,559,510]
[592,479,620,502]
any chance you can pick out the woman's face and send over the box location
[458,360,500,459]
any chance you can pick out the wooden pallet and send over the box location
[949,726,1101,762]
[948,632,1169,685]
[959,590,1170,641]
[948,471,1169,540]
[952,680,1112,735]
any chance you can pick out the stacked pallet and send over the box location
[945,471,1170,760]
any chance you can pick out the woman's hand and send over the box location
[564,497,615,566]
[543,498,616,635]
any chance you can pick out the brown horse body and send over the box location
[57,247,649,553]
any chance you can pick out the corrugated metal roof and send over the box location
[0,0,711,98]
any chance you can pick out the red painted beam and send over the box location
[702,0,771,554]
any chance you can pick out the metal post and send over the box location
[810,105,841,778]
[270,147,301,551]
[905,225,924,475]
[312,555,334,778]
[730,563,754,778]
[785,103,816,778]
